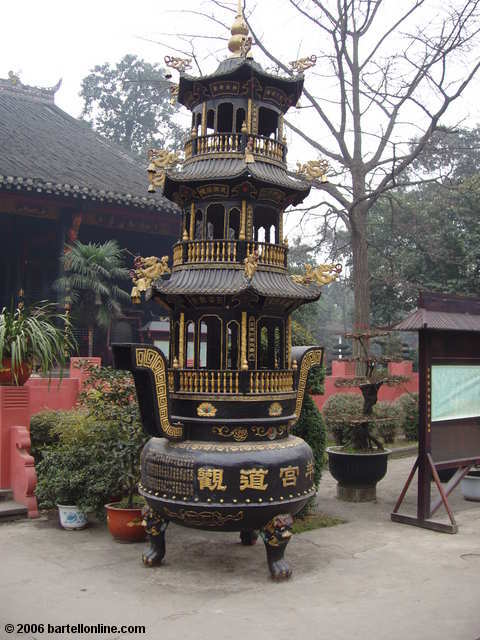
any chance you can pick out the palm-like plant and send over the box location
[54,241,131,357]
[0,302,76,385]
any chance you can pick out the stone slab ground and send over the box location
[1,456,479,640]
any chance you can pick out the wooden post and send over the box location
[189,202,195,240]
[241,312,248,370]
[179,313,185,368]
[201,102,207,136]
[240,200,247,241]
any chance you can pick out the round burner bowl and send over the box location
[139,435,315,531]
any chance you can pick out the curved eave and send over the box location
[178,58,304,112]
[0,174,179,215]
[149,267,322,302]
[164,158,311,205]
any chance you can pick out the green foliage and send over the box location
[80,54,185,155]
[35,365,148,516]
[54,240,130,355]
[322,393,363,445]
[78,365,147,507]
[35,440,125,517]
[293,394,326,490]
[0,302,75,384]
[373,401,403,445]
[395,393,419,441]
[30,410,65,462]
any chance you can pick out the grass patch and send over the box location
[293,512,345,534]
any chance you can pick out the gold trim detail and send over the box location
[197,402,217,417]
[289,55,317,74]
[296,158,329,182]
[168,436,303,453]
[294,349,324,418]
[268,402,283,417]
[163,507,244,527]
[286,316,292,368]
[241,311,248,370]
[179,313,185,368]
[135,348,183,438]
[170,392,296,402]
[240,200,247,240]
[212,426,248,442]
[164,56,192,73]
[291,263,342,286]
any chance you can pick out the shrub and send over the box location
[373,401,404,444]
[395,393,419,441]
[322,393,363,445]
[35,439,124,517]
[30,410,60,462]
[34,365,148,516]
[293,393,327,516]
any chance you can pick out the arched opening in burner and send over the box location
[199,315,222,369]
[206,203,226,240]
[235,107,246,133]
[227,207,240,240]
[194,209,204,240]
[253,206,278,245]
[186,321,195,368]
[206,109,215,134]
[258,106,279,139]
[226,320,240,369]
[217,102,234,133]
[257,317,285,369]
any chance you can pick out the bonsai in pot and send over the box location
[79,365,148,542]
[0,297,75,385]
[326,330,408,502]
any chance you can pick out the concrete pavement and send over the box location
[1,455,480,640]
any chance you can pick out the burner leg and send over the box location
[142,508,169,567]
[240,529,259,545]
[261,514,293,581]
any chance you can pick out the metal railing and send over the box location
[172,240,286,269]
[184,133,286,163]
[168,368,295,394]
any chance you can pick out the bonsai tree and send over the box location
[54,240,131,356]
[334,330,409,451]
[0,298,75,385]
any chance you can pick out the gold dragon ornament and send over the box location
[296,159,329,182]
[244,250,259,281]
[147,149,181,193]
[164,56,192,74]
[291,263,342,287]
[289,55,317,74]
[130,256,171,304]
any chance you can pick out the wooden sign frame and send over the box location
[391,293,480,534]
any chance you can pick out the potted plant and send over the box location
[78,365,148,542]
[0,297,75,385]
[325,330,408,502]
[35,444,91,530]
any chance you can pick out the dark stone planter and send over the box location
[327,446,391,502]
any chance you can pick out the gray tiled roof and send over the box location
[166,158,310,202]
[151,267,322,301]
[0,81,178,215]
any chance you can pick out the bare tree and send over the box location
[162,0,480,330]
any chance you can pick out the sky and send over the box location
[2,0,480,243]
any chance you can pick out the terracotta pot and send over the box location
[105,503,146,543]
[0,359,32,386]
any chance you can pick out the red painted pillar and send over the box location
[0,387,29,489]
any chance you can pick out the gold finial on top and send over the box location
[228,0,253,58]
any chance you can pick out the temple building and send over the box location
[0,73,179,356]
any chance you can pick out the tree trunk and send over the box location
[350,202,370,331]
[88,325,94,357]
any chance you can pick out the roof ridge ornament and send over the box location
[0,73,62,103]
[228,0,253,59]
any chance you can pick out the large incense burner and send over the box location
[113,4,333,580]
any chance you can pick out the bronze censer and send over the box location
[113,4,336,580]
